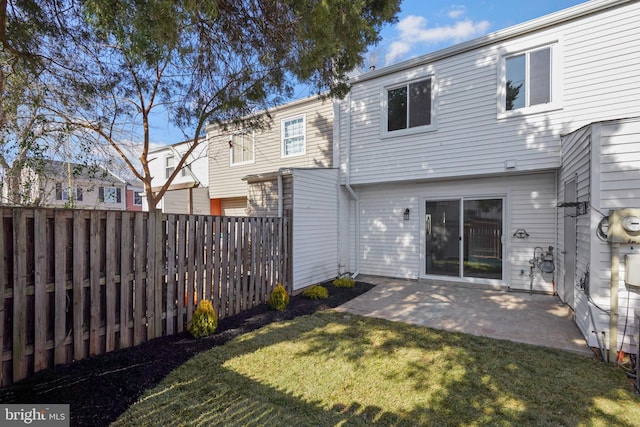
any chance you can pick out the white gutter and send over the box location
[344,92,360,279]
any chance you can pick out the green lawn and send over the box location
[114,311,639,426]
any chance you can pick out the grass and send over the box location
[114,311,639,426]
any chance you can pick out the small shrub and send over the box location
[333,276,355,288]
[188,300,218,338]
[269,283,290,311]
[302,285,329,300]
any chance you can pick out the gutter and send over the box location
[344,92,360,279]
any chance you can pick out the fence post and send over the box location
[12,209,27,383]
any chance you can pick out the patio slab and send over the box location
[335,275,593,357]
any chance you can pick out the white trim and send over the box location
[281,114,307,158]
[229,130,256,167]
[380,73,437,138]
[497,36,564,119]
[419,193,508,285]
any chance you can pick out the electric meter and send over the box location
[608,209,640,243]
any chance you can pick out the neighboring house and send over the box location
[125,181,144,212]
[147,140,210,214]
[332,0,640,358]
[3,159,129,210]
[207,95,334,216]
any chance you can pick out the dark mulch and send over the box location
[0,281,374,427]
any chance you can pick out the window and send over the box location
[55,183,83,201]
[133,192,143,206]
[281,115,305,157]
[505,46,552,111]
[230,131,254,165]
[386,78,432,133]
[165,156,175,179]
[99,186,121,204]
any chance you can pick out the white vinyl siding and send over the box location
[339,1,640,186]
[291,169,339,290]
[560,117,640,353]
[208,96,333,200]
[349,173,557,290]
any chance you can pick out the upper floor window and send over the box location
[230,131,254,165]
[386,78,432,133]
[505,46,551,111]
[55,183,83,201]
[133,191,143,206]
[165,156,175,179]
[99,186,121,204]
[281,115,305,157]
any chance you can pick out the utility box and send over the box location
[625,254,640,293]
[608,208,640,243]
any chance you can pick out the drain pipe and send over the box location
[609,242,620,362]
[277,173,283,217]
[344,92,360,279]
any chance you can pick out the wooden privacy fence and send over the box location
[0,208,289,386]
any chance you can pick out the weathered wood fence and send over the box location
[0,208,289,386]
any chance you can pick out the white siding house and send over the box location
[335,0,640,358]
[147,140,210,214]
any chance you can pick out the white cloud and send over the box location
[384,41,412,66]
[384,14,491,64]
[447,5,466,19]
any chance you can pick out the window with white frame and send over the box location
[504,46,552,111]
[99,186,121,204]
[133,191,143,206]
[281,115,305,157]
[386,77,432,133]
[230,131,254,165]
[55,183,83,201]
[165,155,175,179]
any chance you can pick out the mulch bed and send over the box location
[0,281,374,426]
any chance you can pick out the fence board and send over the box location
[12,209,27,382]
[0,208,288,386]
[120,212,132,349]
[213,216,221,318]
[105,212,117,353]
[204,216,217,313]
[186,217,195,322]
[53,211,68,365]
[177,215,186,333]
[166,215,176,335]
[133,213,145,346]
[33,209,48,372]
[72,211,85,361]
[89,212,100,356]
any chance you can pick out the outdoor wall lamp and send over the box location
[403,208,410,221]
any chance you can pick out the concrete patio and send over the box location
[336,275,593,357]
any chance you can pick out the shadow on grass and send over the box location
[114,311,639,426]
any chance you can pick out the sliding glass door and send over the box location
[425,200,460,276]
[426,198,503,280]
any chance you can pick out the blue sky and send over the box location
[151,0,586,144]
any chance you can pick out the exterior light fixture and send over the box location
[403,208,410,221]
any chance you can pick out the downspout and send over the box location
[277,173,283,217]
[609,242,619,362]
[344,91,360,279]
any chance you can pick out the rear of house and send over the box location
[335,0,640,357]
